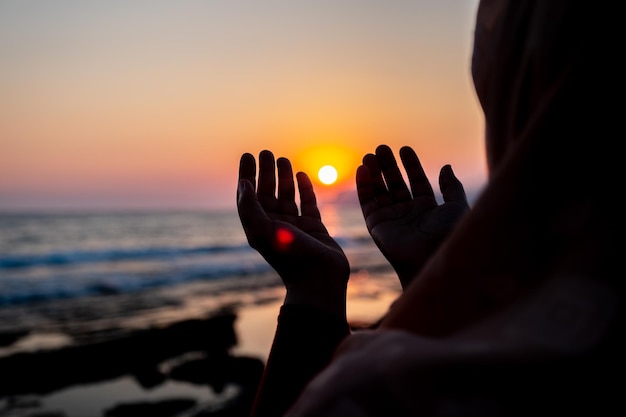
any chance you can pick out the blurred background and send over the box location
[0,2,485,416]
[0,0,484,211]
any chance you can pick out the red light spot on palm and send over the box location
[275,227,294,251]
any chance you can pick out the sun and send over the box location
[293,143,361,188]
[318,165,338,185]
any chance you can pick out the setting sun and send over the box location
[293,143,362,190]
[318,165,338,185]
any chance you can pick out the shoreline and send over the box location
[0,270,401,417]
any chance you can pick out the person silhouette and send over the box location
[237,0,622,416]
[237,146,468,416]
[283,1,623,416]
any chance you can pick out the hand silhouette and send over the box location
[237,150,350,318]
[357,145,469,289]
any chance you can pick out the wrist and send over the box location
[284,284,347,320]
[395,267,421,290]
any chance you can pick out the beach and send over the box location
[0,273,401,417]
[0,208,402,417]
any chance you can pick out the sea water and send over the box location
[0,207,394,335]
[0,207,400,416]
[0,207,386,306]
[0,210,269,306]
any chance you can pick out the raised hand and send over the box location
[237,150,350,318]
[356,145,469,289]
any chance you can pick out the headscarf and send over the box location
[379,0,621,338]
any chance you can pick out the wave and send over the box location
[0,235,382,307]
[0,260,276,307]
[0,234,374,269]
[0,244,253,269]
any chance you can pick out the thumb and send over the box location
[439,165,468,205]
[237,179,272,243]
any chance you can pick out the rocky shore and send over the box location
[0,309,265,417]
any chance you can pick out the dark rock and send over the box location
[0,328,31,347]
[0,311,237,396]
[132,364,167,389]
[169,354,264,392]
[104,398,196,417]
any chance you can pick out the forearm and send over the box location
[283,284,348,321]
[250,304,351,417]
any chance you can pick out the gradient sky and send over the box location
[0,0,485,211]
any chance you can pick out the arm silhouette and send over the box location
[237,150,351,416]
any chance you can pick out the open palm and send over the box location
[237,150,349,317]
[357,145,469,289]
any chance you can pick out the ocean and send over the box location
[0,206,398,348]
[0,209,279,306]
[0,206,403,416]
[0,206,394,306]
[0,206,404,416]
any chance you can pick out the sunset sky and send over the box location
[0,0,485,211]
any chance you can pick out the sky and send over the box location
[0,0,485,211]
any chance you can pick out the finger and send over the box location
[439,165,469,205]
[238,153,257,191]
[375,144,411,201]
[399,146,435,201]
[362,153,392,206]
[237,179,273,250]
[296,172,321,219]
[257,150,278,211]
[277,157,299,216]
[356,165,378,220]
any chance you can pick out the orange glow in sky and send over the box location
[0,1,485,211]
[294,143,362,190]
